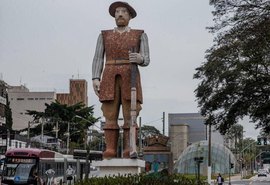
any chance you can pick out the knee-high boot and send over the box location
[103,129,119,159]
[123,128,130,158]
[123,126,139,158]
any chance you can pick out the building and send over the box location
[0,80,8,125]
[8,85,56,130]
[168,113,224,162]
[56,79,88,106]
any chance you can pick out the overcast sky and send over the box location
[0,0,260,138]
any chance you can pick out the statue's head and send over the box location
[109,1,136,27]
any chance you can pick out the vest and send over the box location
[99,29,144,103]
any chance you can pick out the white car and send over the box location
[258,169,268,177]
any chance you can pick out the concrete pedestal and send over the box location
[92,158,145,177]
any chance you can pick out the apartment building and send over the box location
[8,85,56,130]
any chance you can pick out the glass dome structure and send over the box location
[174,140,236,175]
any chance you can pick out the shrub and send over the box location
[75,173,208,185]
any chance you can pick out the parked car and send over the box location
[258,169,268,177]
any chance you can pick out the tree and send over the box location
[141,125,161,139]
[194,0,270,134]
[26,101,99,148]
[226,124,243,152]
[241,138,257,173]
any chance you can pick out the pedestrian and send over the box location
[66,165,75,185]
[45,168,55,185]
[92,1,150,159]
[216,173,224,185]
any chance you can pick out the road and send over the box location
[217,174,270,185]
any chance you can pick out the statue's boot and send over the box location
[123,128,130,158]
[103,129,119,159]
[123,128,138,158]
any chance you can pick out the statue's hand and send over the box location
[92,79,100,97]
[129,52,143,64]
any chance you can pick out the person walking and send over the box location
[217,173,224,185]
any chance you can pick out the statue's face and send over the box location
[115,7,131,27]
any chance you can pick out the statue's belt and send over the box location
[106,60,130,65]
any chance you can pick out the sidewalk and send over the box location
[228,173,242,181]
[210,174,246,184]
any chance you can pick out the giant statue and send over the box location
[92,1,150,159]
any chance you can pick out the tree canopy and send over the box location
[194,0,270,134]
[141,125,161,138]
[26,101,99,148]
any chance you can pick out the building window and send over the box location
[27,98,34,100]
[17,98,24,100]
[39,98,45,100]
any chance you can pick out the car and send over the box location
[258,169,268,177]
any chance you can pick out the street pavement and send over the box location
[211,173,270,185]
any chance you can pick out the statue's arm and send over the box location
[92,33,104,96]
[92,33,105,80]
[139,33,150,67]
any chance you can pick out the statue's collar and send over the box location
[114,27,131,34]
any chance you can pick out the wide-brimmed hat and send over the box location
[109,1,137,18]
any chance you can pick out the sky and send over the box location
[0,0,260,138]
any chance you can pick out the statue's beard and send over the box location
[116,18,129,27]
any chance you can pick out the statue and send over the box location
[92,1,150,159]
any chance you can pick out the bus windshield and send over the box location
[3,157,37,184]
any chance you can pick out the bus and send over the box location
[1,148,89,185]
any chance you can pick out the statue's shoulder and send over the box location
[131,29,144,33]
[101,29,114,34]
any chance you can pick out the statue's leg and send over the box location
[102,121,119,158]
[101,76,121,159]
[122,99,141,158]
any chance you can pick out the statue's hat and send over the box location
[109,1,137,18]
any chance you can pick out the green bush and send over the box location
[75,173,208,185]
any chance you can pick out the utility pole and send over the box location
[207,124,212,185]
[27,121,30,147]
[138,117,143,158]
[66,121,70,154]
[162,112,165,135]
[228,155,231,185]
[41,117,44,146]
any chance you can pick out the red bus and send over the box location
[1,148,88,185]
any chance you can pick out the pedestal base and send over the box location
[92,158,145,177]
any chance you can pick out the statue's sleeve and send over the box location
[92,33,105,80]
[139,33,150,67]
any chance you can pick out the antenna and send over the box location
[0,73,3,80]
[77,69,80,79]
